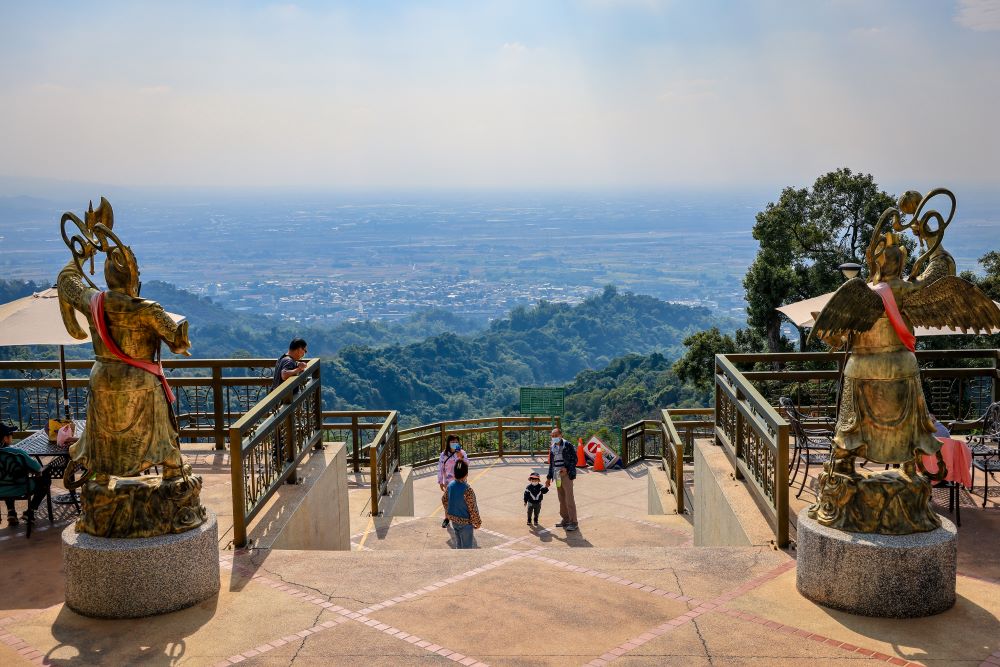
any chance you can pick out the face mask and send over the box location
[551,437,560,445]
[450,443,460,451]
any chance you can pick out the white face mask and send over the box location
[551,437,560,445]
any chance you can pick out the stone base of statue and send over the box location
[63,510,220,619]
[809,461,940,534]
[75,467,208,538]
[796,508,956,618]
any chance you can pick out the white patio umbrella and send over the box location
[0,287,184,418]
[777,291,1000,337]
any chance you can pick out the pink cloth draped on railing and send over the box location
[922,437,973,488]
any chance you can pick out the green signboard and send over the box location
[519,387,565,416]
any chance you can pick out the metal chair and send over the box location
[0,449,54,538]
[952,401,1000,507]
[779,397,833,498]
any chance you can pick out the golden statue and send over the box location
[808,188,1000,534]
[57,198,207,538]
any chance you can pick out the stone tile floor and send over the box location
[1,448,998,666]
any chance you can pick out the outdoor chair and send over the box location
[779,397,833,499]
[953,401,1000,508]
[0,450,54,538]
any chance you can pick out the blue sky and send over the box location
[1,1,998,191]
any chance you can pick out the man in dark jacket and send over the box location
[545,427,578,531]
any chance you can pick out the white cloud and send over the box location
[955,0,1000,31]
[501,41,528,54]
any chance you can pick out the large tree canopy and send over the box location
[744,168,897,351]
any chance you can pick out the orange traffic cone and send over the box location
[576,438,586,467]
[593,446,605,472]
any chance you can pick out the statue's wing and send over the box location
[901,276,1000,333]
[811,277,885,340]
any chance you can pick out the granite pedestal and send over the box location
[796,508,956,618]
[63,511,220,619]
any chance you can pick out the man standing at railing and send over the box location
[271,338,308,392]
[545,426,578,531]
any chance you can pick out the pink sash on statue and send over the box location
[871,282,916,352]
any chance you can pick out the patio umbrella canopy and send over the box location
[0,287,186,420]
[778,291,1000,337]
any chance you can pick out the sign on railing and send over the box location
[519,387,565,416]
[228,358,323,547]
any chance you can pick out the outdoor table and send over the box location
[10,419,85,506]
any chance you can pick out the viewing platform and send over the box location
[1,351,999,665]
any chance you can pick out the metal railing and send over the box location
[715,354,790,548]
[397,416,561,468]
[621,419,663,465]
[725,349,1000,427]
[322,410,395,473]
[228,358,323,547]
[368,411,400,516]
[660,408,713,514]
[0,358,277,448]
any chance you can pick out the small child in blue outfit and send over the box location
[523,472,548,527]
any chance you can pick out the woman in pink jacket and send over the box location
[437,435,468,528]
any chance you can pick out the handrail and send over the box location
[660,408,713,515]
[0,358,280,447]
[715,354,789,548]
[228,358,323,547]
[622,419,662,466]
[368,411,400,516]
[397,416,561,468]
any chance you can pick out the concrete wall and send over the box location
[267,443,351,551]
[693,439,774,547]
[647,466,671,515]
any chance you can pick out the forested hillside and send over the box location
[1,278,729,426]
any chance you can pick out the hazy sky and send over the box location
[1,1,998,190]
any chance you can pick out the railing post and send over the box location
[776,421,789,548]
[370,440,379,516]
[674,441,685,514]
[393,413,400,472]
[284,396,297,485]
[314,365,323,439]
[440,424,448,456]
[229,427,247,548]
[497,417,504,458]
[733,386,745,480]
[212,366,225,450]
[352,415,360,473]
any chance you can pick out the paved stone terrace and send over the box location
[1,447,999,666]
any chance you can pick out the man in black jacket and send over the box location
[545,427,578,531]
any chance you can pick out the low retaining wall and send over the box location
[249,442,351,551]
[693,439,774,547]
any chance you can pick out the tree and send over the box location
[745,168,897,351]
[673,328,738,392]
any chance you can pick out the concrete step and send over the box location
[350,514,693,551]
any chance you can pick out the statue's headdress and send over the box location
[61,197,141,296]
